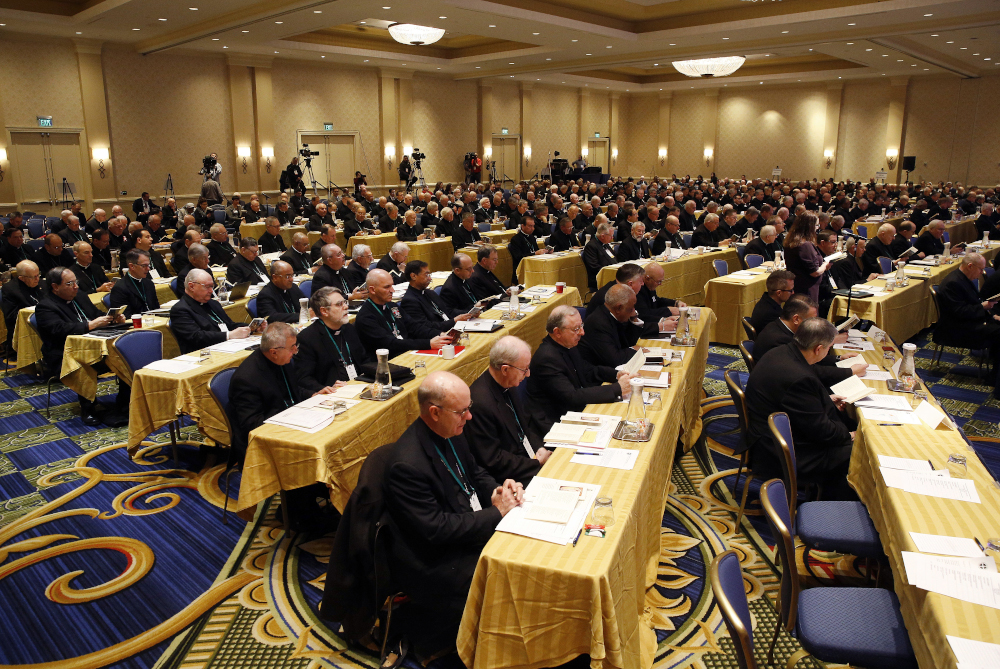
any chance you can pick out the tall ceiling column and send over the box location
[0,65,15,207]
[249,57,276,193]
[479,82,493,162]
[885,77,909,184]
[378,69,400,188]
[609,92,621,175]
[74,39,108,209]
[657,91,671,177]
[227,56,259,195]
[397,70,414,157]
[520,82,533,177]
[579,88,590,163]
[821,83,843,180]
[702,89,719,176]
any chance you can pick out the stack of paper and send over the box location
[454,319,501,332]
[947,636,1000,669]
[543,423,612,450]
[430,271,452,280]
[207,336,261,353]
[830,375,873,404]
[142,359,201,375]
[878,455,933,472]
[901,552,999,609]
[496,476,601,544]
[879,468,981,503]
[263,394,361,433]
[570,448,639,470]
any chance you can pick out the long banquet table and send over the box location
[597,248,742,308]
[457,310,716,669]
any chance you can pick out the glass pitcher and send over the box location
[898,343,918,392]
[620,378,647,442]
[372,348,393,399]
[298,297,310,325]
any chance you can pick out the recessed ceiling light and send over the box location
[760,81,763,84]
[223,46,228,49]
[847,42,854,45]
[722,37,729,40]
[440,16,447,19]
[931,34,939,37]
[274,51,279,54]
[383,6,391,8]
[189,7,198,10]
[881,73,886,75]
[489,24,496,28]
[475,66,481,68]
[532,32,539,35]
[960,47,967,50]
[510,75,514,78]
[364,59,369,62]
[911,64,916,66]
[359,21,366,24]
[586,53,591,56]
[974,53,980,55]
[986,58,992,61]
[654,63,659,66]
[606,45,612,48]
[924,14,933,17]
[321,55,325,58]
[132,28,140,31]
[158,18,167,22]
[897,59,903,61]
[76,31,82,34]
[571,39,578,42]
[781,30,789,34]
[882,54,889,57]
[545,58,551,61]
[946,41,954,44]
[808,48,813,51]
[838,76,842,79]
[314,10,322,13]
[866,48,872,51]
[437,67,441,70]
[765,54,770,57]
[242,30,249,33]
[212,38,219,41]
[848,23,856,26]
[275,21,282,24]
[669,43,676,46]
[924,68,930,70]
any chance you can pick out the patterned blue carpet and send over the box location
[0,323,996,669]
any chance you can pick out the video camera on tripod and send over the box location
[411,148,426,168]
[299,143,320,167]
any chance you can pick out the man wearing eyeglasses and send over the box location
[2,259,41,353]
[381,370,523,659]
[259,217,287,255]
[466,336,548,485]
[226,238,270,286]
[296,287,368,393]
[342,244,374,291]
[109,249,160,318]
[748,270,795,335]
[170,268,251,354]
[256,261,307,324]
[36,266,125,426]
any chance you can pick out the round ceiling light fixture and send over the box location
[672,55,746,78]
[388,23,446,45]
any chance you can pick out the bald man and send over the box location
[937,252,1000,397]
[1,260,41,350]
[354,269,450,357]
[279,232,314,275]
[69,242,113,295]
[36,234,75,275]
[381,371,522,657]
[578,283,645,366]
[255,260,307,324]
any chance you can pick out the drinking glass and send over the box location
[985,538,1000,561]
[199,349,212,364]
[590,497,615,527]
[647,391,663,412]
[413,360,427,377]
[946,453,968,479]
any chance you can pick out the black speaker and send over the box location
[902,156,916,171]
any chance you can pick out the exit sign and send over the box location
[37,116,53,128]
[324,123,333,131]
[594,132,600,137]
[501,128,509,135]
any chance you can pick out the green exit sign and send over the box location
[501,128,509,135]
[37,116,53,128]
[594,132,600,138]
[324,123,333,131]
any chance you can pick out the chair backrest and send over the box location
[299,279,313,298]
[857,226,868,239]
[737,244,747,265]
[27,220,44,238]
[942,230,950,243]
[713,259,728,277]
[247,297,258,318]
[724,370,750,456]
[28,313,37,331]
[767,412,799,520]
[987,267,996,279]
[738,340,755,371]
[478,222,491,232]
[170,277,179,296]
[710,550,757,669]
[102,293,112,308]
[111,329,163,374]
[433,285,442,295]
[682,232,693,248]
[744,253,764,269]
[759,478,799,635]
[741,316,757,341]
[207,368,237,448]
[877,256,892,275]
[576,306,587,322]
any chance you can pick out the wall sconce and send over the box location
[612,148,618,166]
[483,147,492,159]
[885,148,898,170]
[261,146,274,173]
[704,148,713,167]
[0,147,6,182]
[581,147,589,158]
[237,146,251,173]
[824,149,834,169]
[386,145,396,168]
[524,146,531,165]
[658,148,666,166]
[92,147,109,179]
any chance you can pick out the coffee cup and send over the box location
[555,282,566,293]
[132,315,142,328]
[439,344,456,360]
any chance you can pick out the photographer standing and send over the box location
[354,171,367,195]
[398,155,414,193]
[286,156,305,193]
[199,152,223,187]
[470,152,482,184]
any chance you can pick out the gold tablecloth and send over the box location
[347,234,455,272]
[517,253,590,296]
[11,292,108,371]
[238,223,323,248]
[828,245,1000,343]
[846,343,1000,669]
[597,249,741,308]
[457,311,716,669]
[236,287,584,515]
[482,230,516,245]
[853,216,979,246]
[704,267,769,345]
[853,217,904,240]
[460,244,514,288]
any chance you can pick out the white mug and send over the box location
[439,344,456,360]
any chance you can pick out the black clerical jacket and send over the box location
[752,319,850,387]
[256,282,305,323]
[508,230,538,285]
[69,262,108,295]
[230,349,304,456]
[279,248,313,275]
[466,372,543,485]
[295,321,369,395]
[936,270,992,348]
[452,225,482,250]
[108,274,159,318]
[616,236,651,262]
[440,273,478,312]
[399,285,459,338]
[582,237,617,290]
[312,264,352,294]
[748,293,782,335]
[169,294,241,354]
[578,305,640,368]
[205,239,238,267]
[1,280,41,337]
[259,232,286,254]
[355,299,431,358]
[226,254,269,285]
[35,293,102,368]
[468,264,506,300]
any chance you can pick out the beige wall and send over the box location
[2,32,999,214]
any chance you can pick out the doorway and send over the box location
[298,132,358,196]
[491,135,521,186]
[587,138,610,174]
[8,130,86,206]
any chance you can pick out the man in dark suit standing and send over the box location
[526,305,634,435]
[468,245,508,299]
[399,260,472,337]
[259,217,287,254]
[578,284,643,367]
[382,371,522,658]
[354,269,450,358]
[1,260,41,351]
[256,261,306,323]
[132,192,158,223]
[440,253,481,313]
[169,268,251,354]
[226,238,270,286]
[295,287,369,394]
[109,249,160,318]
[205,223,238,266]
[508,215,546,285]
[36,266,124,425]
[467,336,548,485]
[937,252,1000,397]
[616,222,652,262]
[582,222,617,292]
[748,270,795,336]
[745,318,857,499]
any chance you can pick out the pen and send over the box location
[927,459,934,470]
[572,529,583,547]
[576,452,601,456]
[975,537,986,553]
[878,423,902,426]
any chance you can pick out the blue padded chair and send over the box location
[681,232,693,248]
[45,216,61,230]
[298,280,312,298]
[21,211,35,219]
[744,254,764,269]
[710,550,757,669]
[713,259,729,277]
[857,226,868,239]
[576,306,587,322]
[110,330,177,461]
[170,277,179,297]
[206,367,243,524]
[27,220,44,239]
[477,222,491,232]
[942,230,950,243]
[986,267,996,278]
[724,370,755,528]
[738,340,754,372]
[247,297,257,318]
[741,317,756,342]
[877,256,892,275]
[760,478,917,669]
[266,205,275,216]
[768,412,883,559]
[433,285,442,295]
[212,209,226,224]
[27,239,45,252]
[27,313,59,416]
[102,293,112,308]
[737,243,747,266]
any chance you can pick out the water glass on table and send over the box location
[946,453,967,478]
[590,497,615,527]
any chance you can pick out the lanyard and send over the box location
[461,280,476,304]
[78,266,96,291]
[426,291,446,318]
[367,298,397,332]
[71,300,87,322]
[279,367,295,408]
[323,325,353,365]
[128,275,149,310]
[433,439,473,497]
[280,290,296,313]
[207,307,223,325]
[503,391,526,442]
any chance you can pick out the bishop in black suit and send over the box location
[468,248,509,299]
[508,219,543,285]
[1,264,41,347]
[109,249,160,318]
[295,288,370,395]
[255,261,306,323]
[354,269,443,358]
[169,268,250,354]
[582,226,617,291]
[226,241,271,285]
[399,260,469,338]
[937,253,1000,396]
[439,255,481,312]
[615,228,652,262]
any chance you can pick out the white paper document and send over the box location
[860,408,922,424]
[914,399,947,429]
[909,532,986,558]
[142,359,201,375]
[947,636,1000,669]
[880,468,981,503]
[264,407,334,433]
[523,490,579,524]
[868,325,887,340]
[902,552,998,595]
[854,394,914,411]
[830,375,873,404]
[543,422,613,449]
[207,336,261,353]
[878,455,933,472]
[836,354,871,368]
[834,340,876,352]
[571,448,639,470]
[453,319,501,332]
[331,384,366,399]
[521,286,557,297]
[859,370,894,381]
[496,476,601,544]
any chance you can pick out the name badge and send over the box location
[150,269,161,279]
[345,364,358,380]
[441,313,449,320]
[828,275,837,289]
[469,493,482,512]
[218,323,229,333]
[605,248,615,258]
[523,436,536,459]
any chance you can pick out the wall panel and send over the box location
[411,75,478,183]
[667,93,707,177]
[835,81,891,182]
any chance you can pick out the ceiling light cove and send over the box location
[673,56,746,78]
[388,24,446,45]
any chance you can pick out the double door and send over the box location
[8,130,86,205]
[298,132,357,193]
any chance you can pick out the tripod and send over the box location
[304,159,320,197]
[60,178,75,209]
[163,174,174,204]
[413,162,427,190]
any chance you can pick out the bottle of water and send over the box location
[298,297,310,324]
[984,231,990,248]
[372,348,392,399]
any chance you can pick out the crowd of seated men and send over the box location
[1,172,998,661]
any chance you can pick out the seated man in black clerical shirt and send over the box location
[375,241,410,284]
[295,287,370,394]
[748,270,795,336]
[312,244,368,300]
[226,237,271,286]
[2,260,41,351]
[169,268,251,354]
[380,371,522,658]
[279,232,314,275]
[255,260,307,323]
[399,260,473,337]
[259,217,287,254]
[354,269,451,358]
[109,249,160,318]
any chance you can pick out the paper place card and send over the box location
[880,468,980,503]
[878,455,933,472]
[909,532,986,558]
[902,551,997,584]
[914,399,947,429]
[142,359,201,375]
[947,636,1000,669]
